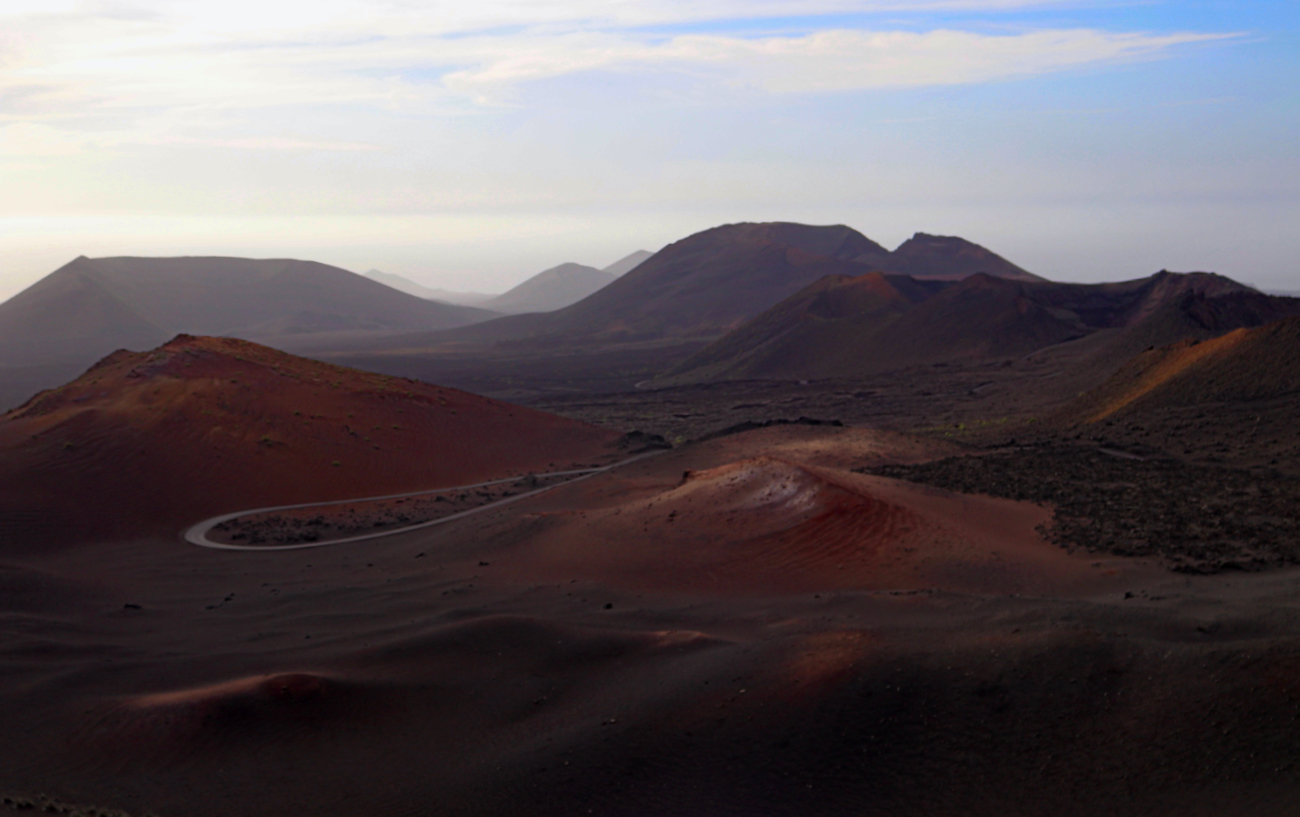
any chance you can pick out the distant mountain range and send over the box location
[365,250,654,315]
[659,268,1300,385]
[0,256,498,406]
[362,270,496,306]
[3,222,1282,414]
[372,222,1042,352]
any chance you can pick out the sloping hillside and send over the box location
[882,233,1043,282]
[659,272,938,382]
[364,270,496,306]
[0,256,496,369]
[1061,315,1300,424]
[0,335,622,548]
[484,263,615,314]
[602,250,654,277]
[378,222,888,350]
[661,269,1300,385]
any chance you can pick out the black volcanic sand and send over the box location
[5,426,1300,815]
[864,445,1300,573]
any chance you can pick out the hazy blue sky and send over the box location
[1,1,1296,298]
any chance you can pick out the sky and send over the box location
[1,0,1297,299]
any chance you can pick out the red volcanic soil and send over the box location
[491,440,1149,598]
[2,424,1297,817]
[0,335,622,549]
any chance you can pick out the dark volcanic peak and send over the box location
[0,334,620,548]
[0,256,497,369]
[660,271,936,383]
[886,233,1043,282]
[401,222,888,349]
[706,221,891,260]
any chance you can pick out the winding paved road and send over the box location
[184,451,665,552]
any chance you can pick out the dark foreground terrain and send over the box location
[3,422,1300,816]
[867,445,1300,573]
[5,315,1300,815]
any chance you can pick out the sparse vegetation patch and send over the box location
[860,446,1300,573]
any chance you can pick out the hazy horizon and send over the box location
[2,1,1297,301]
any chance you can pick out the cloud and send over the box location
[0,2,1241,159]
[442,28,1234,102]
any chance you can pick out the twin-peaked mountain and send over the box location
[388,223,1038,351]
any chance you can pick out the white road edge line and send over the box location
[184,450,666,552]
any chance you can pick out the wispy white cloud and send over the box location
[442,28,1233,103]
[0,2,1235,132]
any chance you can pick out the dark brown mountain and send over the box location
[661,269,1300,385]
[874,233,1044,282]
[658,271,938,382]
[332,223,1043,357]
[365,223,893,350]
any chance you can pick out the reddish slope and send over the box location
[496,454,1123,597]
[659,271,934,383]
[0,335,622,549]
[1061,315,1300,424]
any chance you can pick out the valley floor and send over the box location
[5,425,1300,816]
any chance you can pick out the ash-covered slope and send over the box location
[0,256,497,369]
[0,335,621,549]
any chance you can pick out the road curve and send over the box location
[184,451,665,552]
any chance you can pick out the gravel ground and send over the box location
[861,445,1300,573]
